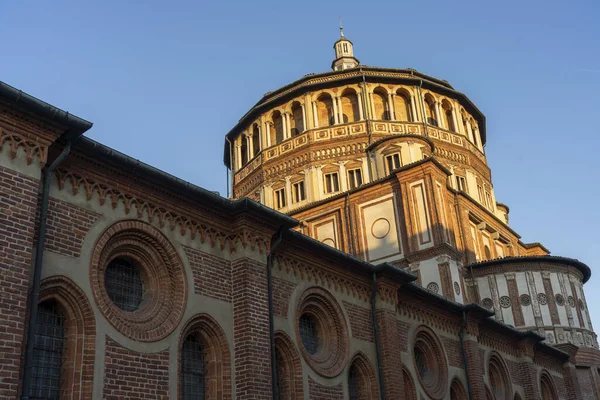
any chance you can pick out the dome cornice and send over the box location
[224,66,486,164]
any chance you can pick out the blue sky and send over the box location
[2,1,599,326]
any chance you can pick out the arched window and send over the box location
[252,124,260,157]
[403,368,417,400]
[291,102,304,136]
[33,276,96,399]
[31,300,66,399]
[450,378,468,400]
[394,90,412,121]
[272,111,284,144]
[373,89,390,120]
[424,95,438,126]
[241,136,248,166]
[182,334,206,399]
[488,353,511,400]
[341,90,360,123]
[540,371,558,400]
[275,332,304,399]
[441,100,456,131]
[179,314,232,400]
[472,123,480,147]
[347,353,378,400]
[316,94,334,127]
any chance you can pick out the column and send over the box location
[410,95,417,122]
[466,120,474,142]
[337,96,344,123]
[332,97,340,125]
[387,92,395,120]
[435,102,443,128]
[339,162,347,192]
[285,176,292,206]
[257,124,263,151]
[451,107,459,132]
[312,101,319,128]
[300,103,306,132]
[264,121,271,147]
[283,113,289,139]
[369,92,375,120]
[247,134,253,160]
[235,144,242,170]
[357,92,364,120]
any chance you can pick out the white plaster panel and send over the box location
[313,216,338,249]
[409,180,432,250]
[574,283,590,330]
[449,261,464,303]
[516,272,536,327]
[358,194,402,263]
[496,275,514,327]
[550,273,568,326]
[419,258,441,293]
[477,277,491,302]
[565,278,580,327]
[533,271,552,326]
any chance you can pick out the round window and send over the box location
[412,326,448,399]
[104,257,144,312]
[299,313,320,355]
[295,287,348,377]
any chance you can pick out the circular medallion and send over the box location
[499,296,511,308]
[538,293,548,305]
[453,282,460,296]
[481,298,493,310]
[426,282,439,294]
[371,218,391,239]
[520,294,531,306]
[568,296,575,308]
[555,294,565,306]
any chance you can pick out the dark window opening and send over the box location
[104,257,144,312]
[181,334,206,400]
[299,314,319,355]
[31,300,65,400]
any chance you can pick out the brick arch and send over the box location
[402,366,417,400]
[539,370,558,400]
[450,377,468,400]
[38,275,96,399]
[274,331,304,399]
[90,219,187,342]
[487,351,512,400]
[347,351,379,400]
[178,313,232,400]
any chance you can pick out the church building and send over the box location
[0,28,598,399]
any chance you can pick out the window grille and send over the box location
[348,364,359,400]
[104,258,144,312]
[324,173,340,194]
[181,335,206,400]
[299,314,319,355]
[347,169,363,190]
[414,346,428,380]
[31,301,65,400]
[292,181,305,203]
[385,153,401,174]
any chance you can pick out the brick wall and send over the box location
[442,337,462,368]
[308,377,343,400]
[184,246,231,302]
[376,308,406,398]
[0,166,39,398]
[273,277,295,317]
[44,197,100,258]
[343,301,374,342]
[232,257,271,399]
[104,336,169,399]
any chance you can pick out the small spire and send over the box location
[339,17,344,37]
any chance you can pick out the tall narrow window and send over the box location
[348,363,360,400]
[181,334,206,400]
[455,176,467,192]
[485,191,493,209]
[324,172,340,194]
[477,184,484,203]
[292,181,305,203]
[31,300,65,400]
[386,153,402,174]
[274,188,286,209]
[347,168,363,190]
